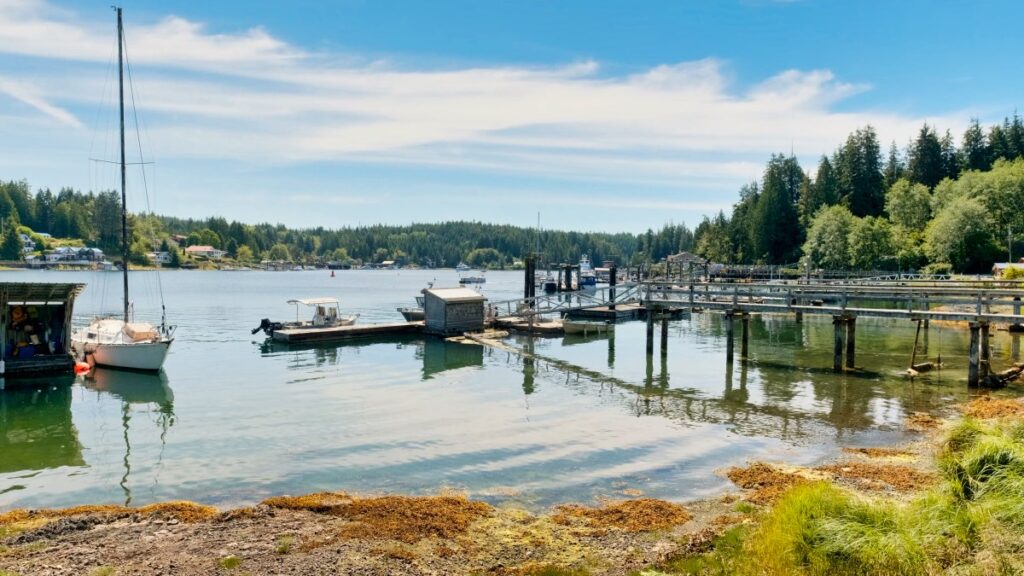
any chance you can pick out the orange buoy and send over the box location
[74,361,91,375]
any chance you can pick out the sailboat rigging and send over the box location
[72,7,175,371]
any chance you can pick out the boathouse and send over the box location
[423,287,485,335]
[1,282,84,378]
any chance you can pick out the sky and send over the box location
[0,0,1021,233]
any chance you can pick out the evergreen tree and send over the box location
[226,238,239,258]
[907,124,945,188]
[961,118,992,171]
[168,246,183,268]
[0,218,23,260]
[882,141,905,191]
[834,126,884,216]
[751,154,802,263]
[940,129,960,181]
[990,123,1011,162]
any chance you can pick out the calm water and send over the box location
[0,269,1017,511]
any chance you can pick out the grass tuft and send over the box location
[218,555,241,570]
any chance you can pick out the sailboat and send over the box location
[72,7,174,371]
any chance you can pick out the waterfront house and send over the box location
[0,282,85,378]
[18,233,35,254]
[184,245,226,259]
[147,251,172,265]
[44,246,104,263]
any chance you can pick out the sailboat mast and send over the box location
[117,7,129,323]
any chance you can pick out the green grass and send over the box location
[218,555,241,570]
[274,535,294,555]
[89,567,115,576]
[647,417,1024,575]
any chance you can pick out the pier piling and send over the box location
[725,311,735,362]
[968,322,981,387]
[646,307,654,354]
[980,321,991,380]
[609,266,618,310]
[660,314,669,355]
[833,316,846,372]
[845,316,856,369]
[741,313,749,359]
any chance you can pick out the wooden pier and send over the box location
[272,321,423,343]
[641,280,1024,387]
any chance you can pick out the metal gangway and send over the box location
[488,282,642,319]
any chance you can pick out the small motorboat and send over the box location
[398,295,426,322]
[562,319,614,336]
[459,270,486,284]
[252,298,358,337]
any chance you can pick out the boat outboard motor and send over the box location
[251,318,283,336]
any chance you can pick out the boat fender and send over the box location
[74,361,91,375]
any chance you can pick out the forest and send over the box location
[2,115,1024,271]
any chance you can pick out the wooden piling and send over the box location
[609,266,617,310]
[833,316,846,372]
[741,313,750,359]
[646,306,654,354]
[980,321,990,380]
[968,322,980,387]
[845,316,856,369]
[660,314,669,355]
[725,311,735,362]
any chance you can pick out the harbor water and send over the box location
[0,270,1010,510]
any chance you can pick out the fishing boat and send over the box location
[455,262,471,272]
[562,319,614,336]
[579,255,598,288]
[71,7,174,372]
[252,298,358,337]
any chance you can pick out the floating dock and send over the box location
[272,321,423,343]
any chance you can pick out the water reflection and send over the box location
[0,381,84,475]
[82,369,175,505]
[421,338,484,379]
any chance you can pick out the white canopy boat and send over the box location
[71,8,174,372]
[252,298,358,337]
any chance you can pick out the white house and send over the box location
[147,251,172,265]
[18,233,35,254]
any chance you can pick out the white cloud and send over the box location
[0,76,82,127]
[0,0,975,207]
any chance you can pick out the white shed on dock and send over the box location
[423,287,485,335]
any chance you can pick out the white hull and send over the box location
[562,320,614,335]
[88,340,172,371]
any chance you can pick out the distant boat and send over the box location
[456,262,471,272]
[252,298,358,337]
[579,255,597,288]
[72,7,174,372]
[459,274,486,285]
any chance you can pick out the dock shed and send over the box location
[423,287,485,335]
[1,282,85,378]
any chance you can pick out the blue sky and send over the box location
[0,0,1021,233]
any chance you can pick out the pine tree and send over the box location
[0,218,23,260]
[940,129,960,181]
[752,154,802,263]
[882,141,905,190]
[961,118,991,171]
[835,127,884,216]
[907,124,945,188]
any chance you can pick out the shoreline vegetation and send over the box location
[4,116,1024,275]
[3,394,1024,575]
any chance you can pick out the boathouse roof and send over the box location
[1,282,85,303]
[424,287,485,303]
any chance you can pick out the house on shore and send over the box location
[185,245,227,259]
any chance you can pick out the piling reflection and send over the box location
[510,313,990,444]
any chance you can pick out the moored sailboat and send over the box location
[72,7,174,372]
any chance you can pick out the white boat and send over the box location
[72,8,174,372]
[579,255,598,288]
[252,298,358,337]
[456,262,471,272]
[562,319,614,335]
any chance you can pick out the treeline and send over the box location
[689,115,1024,272]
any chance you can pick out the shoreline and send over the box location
[4,395,1014,575]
